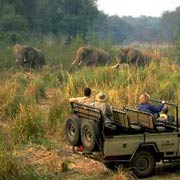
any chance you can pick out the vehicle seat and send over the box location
[154,120,166,132]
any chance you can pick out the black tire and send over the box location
[131,151,155,178]
[65,115,81,146]
[81,120,99,151]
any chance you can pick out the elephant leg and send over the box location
[136,55,145,66]
[96,54,101,66]
[135,56,140,66]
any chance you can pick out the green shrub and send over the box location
[11,104,45,144]
[48,94,69,131]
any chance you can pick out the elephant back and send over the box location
[96,48,111,65]
[120,47,145,66]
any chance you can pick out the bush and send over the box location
[11,104,45,144]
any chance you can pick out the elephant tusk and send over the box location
[24,58,27,62]
[72,60,76,65]
[111,63,120,69]
[78,61,82,65]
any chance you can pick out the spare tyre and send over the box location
[65,115,81,146]
[81,120,99,151]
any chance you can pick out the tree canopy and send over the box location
[0,0,179,44]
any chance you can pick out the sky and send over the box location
[97,0,180,17]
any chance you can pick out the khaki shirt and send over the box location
[69,96,93,104]
[93,102,112,116]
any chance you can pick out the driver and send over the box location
[138,93,165,115]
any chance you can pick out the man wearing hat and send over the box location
[94,92,116,129]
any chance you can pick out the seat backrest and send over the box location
[125,108,140,125]
[125,107,155,130]
[112,109,128,128]
[71,102,102,121]
[138,112,154,129]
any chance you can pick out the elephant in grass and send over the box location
[72,46,112,66]
[13,44,45,69]
[112,47,148,68]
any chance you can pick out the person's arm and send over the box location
[148,103,164,113]
[69,97,79,103]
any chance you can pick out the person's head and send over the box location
[95,92,108,103]
[162,105,169,114]
[139,93,150,104]
[84,87,91,97]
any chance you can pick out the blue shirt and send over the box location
[139,103,164,114]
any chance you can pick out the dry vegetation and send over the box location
[0,39,179,179]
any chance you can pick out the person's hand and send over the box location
[162,100,166,104]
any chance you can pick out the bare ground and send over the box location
[14,137,180,180]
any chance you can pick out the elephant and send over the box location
[13,44,45,69]
[72,46,112,66]
[112,47,147,68]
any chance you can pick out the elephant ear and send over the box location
[82,48,94,59]
[19,48,28,62]
[84,47,93,54]
[120,48,130,54]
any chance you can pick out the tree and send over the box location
[50,0,98,37]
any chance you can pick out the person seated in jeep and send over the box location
[138,93,165,115]
[92,92,116,130]
[159,105,175,123]
[69,87,93,104]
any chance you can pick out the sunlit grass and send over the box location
[0,38,179,179]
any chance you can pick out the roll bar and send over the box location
[149,98,179,127]
[149,98,178,107]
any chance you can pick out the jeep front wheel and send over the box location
[131,151,155,178]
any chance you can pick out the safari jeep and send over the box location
[65,99,179,178]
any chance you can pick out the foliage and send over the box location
[11,104,45,144]
[48,92,69,131]
[112,168,137,180]
[0,1,179,44]
[0,0,98,40]
[0,35,179,179]
[162,6,180,63]
[0,150,22,180]
[50,0,98,37]
[0,132,23,180]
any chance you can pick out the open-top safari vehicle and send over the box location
[65,99,179,178]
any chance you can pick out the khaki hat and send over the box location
[95,92,108,103]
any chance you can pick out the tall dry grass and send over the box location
[64,59,179,109]
[111,168,138,180]
[0,38,179,179]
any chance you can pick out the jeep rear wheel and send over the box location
[131,151,155,178]
[65,115,81,146]
[81,120,99,151]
